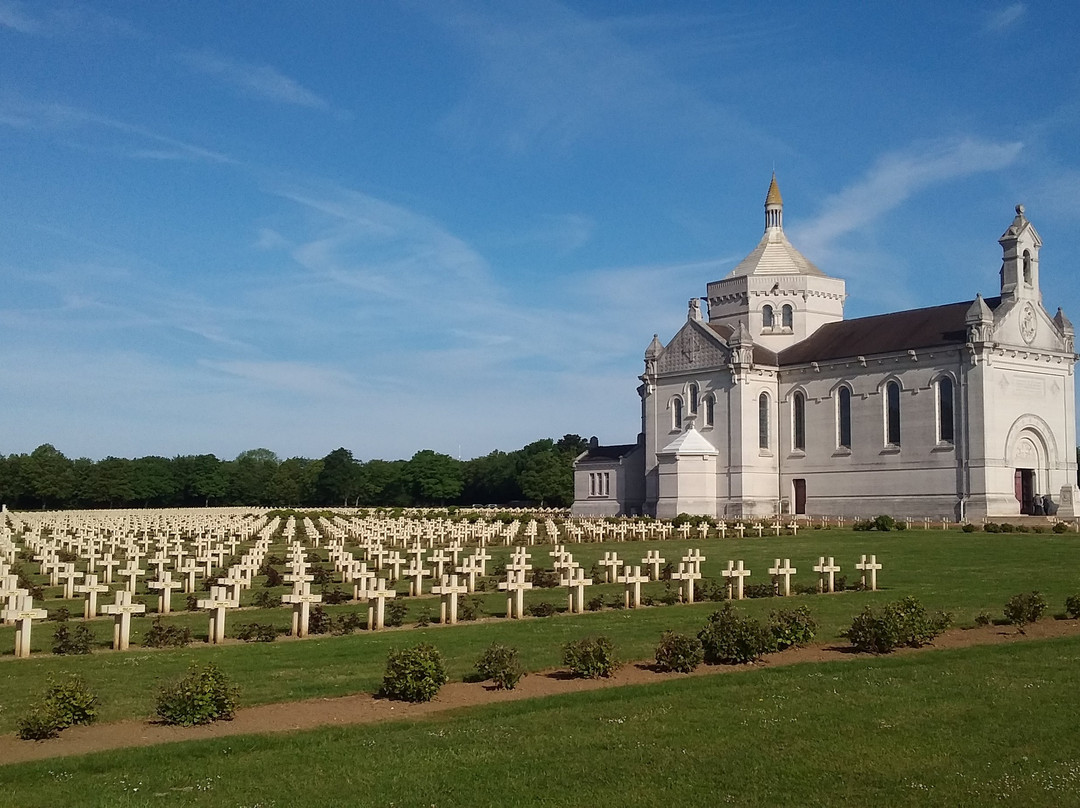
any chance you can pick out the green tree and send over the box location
[129,456,179,507]
[25,444,75,508]
[404,450,464,505]
[518,449,573,507]
[315,448,360,506]
[175,454,227,507]
[355,459,409,506]
[226,449,279,505]
[462,450,521,505]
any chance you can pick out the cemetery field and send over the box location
[5,633,1080,807]
[1,528,1080,735]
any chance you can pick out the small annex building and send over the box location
[573,177,1078,521]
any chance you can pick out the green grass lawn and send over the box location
[1,528,1079,735]
[5,635,1080,807]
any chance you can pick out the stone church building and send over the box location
[573,177,1078,521]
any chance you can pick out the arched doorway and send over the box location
[1011,429,1047,515]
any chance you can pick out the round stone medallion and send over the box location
[1020,302,1037,344]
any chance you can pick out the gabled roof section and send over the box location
[777,297,1002,365]
[658,427,718,456]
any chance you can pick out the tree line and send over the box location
[0,436,589,511]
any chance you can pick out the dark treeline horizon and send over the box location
[0,435,589,512]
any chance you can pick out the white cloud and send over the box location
[791,137,1023,259]
[181,51,332,111]
[424,1,777,153]
[0,1,39,33]
[982,4,1026,33]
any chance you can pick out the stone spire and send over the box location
[765,173,783,231]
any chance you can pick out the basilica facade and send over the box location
[572,178,1078,521]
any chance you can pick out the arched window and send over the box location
[704,395,715,427]
[758,392,770,450]
[688,383,699,413]
[762,305,774,329]
[837,386,852,449]
[792,391,806,451]
[781,304,793,329]
[1023,250,1032,285]
[937,377,955,443]
[673,397,683,431]
[885,381,901,446]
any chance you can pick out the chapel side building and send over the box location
[572,178,1078,522]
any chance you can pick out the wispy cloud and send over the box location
[982,4,1026,33]
[0,99,233,164]
[0,1,140,37]
[423,1,779,153]
[181,51,332,111]
[0,1,39,33]
[792,137,1023,258]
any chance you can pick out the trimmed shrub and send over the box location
[235,622,278,642]
[386,599,408,627]
[974,611,993,627]
[962,523,977,533]
[307,605,332,635]
[381,644,449,703]
[321,586,350,605]
[332,612,364,635]
[1053,522,1070,534]
[458,595,483,622]
[526,601,558,617]
[769,606,817,650]
[155,664,239,726]
[873,514,898,532]
[1004,591,1047,629]
[475,643,524,690]
[563,636,619,679]
[1065,595,1080,620]
[251,590,279,609]
[654,631,703,673]
[697,603,774,664]
[17,675,99,741]
[51,622,94,656]
[261,566,284,588]
[16,703,65,741]
[143,617,192,648]
[844,596,951,653]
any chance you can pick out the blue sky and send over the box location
[1,1,1078,462]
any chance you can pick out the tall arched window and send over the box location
[886,381,901,446]
[673,397,683,431]
[792,391,806,451]
[781,304,793,329]
[937,377,955,443]
[1023,250,1032,285]
[762,305,774,329]
[837,386,852,449]
[758,392,770,450]
[704,395,715,427]
[688,383,699,413]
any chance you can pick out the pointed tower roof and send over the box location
[965,293,994,324]
[1000,203,1041,246]
[645,333,664,360]
[726,175,824,278]
[765,173,783,206]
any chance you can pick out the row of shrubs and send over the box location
[17,664,238,740]
[962,521,1070,534]
[21,590,1077,737]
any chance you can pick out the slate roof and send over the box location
[706,323,779,364]
[777,297,1002,366]
[578,443,640,462]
